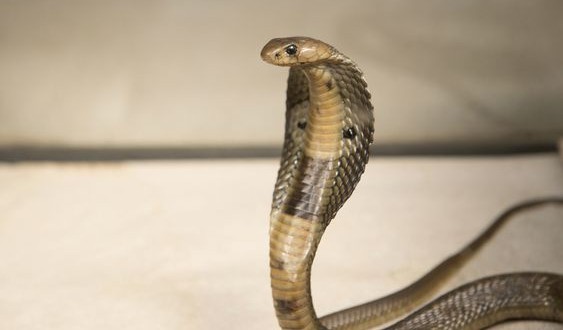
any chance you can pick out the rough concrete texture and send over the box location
[1,1,562,149]
[0,154,562,329]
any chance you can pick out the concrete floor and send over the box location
[0,154,561,329]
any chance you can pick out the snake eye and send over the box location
[285,44,298,56]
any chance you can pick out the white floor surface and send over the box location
[0,154,562,329]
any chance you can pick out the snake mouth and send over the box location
[260,47,292,66]
[260,47,277,64]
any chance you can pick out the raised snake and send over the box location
[260,36,563,330]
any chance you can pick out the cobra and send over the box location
[261,36,563,330]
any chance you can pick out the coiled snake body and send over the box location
[261,36,563,330]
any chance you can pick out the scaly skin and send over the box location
[261,36,563,330]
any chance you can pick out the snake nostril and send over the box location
[274,52,281,59]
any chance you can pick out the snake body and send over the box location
[260,36,563,330]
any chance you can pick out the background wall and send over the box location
[1,0,562,153]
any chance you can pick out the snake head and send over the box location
[260,37,333,66]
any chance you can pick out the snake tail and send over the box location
[387,272,563,330]
[319,198,563,330]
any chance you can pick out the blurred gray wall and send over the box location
[1,0,562,153]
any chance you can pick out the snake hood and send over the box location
[262,36,374,225]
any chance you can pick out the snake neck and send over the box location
[270,65,343,330]
[270,213,326,330]
[302,65,345,160]
[270,62,372,330]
